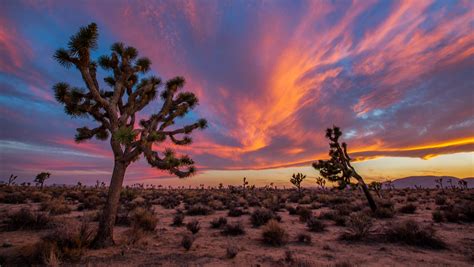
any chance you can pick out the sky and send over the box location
[0,0,473,187]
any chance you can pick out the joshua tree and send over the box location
[242,177,249,191]
[7,174,18,186]
[458,180,468,190]
[312,126,377,212]
[52,23,207,248]
[315,176,326,189]
[369,181,382,198]
[435,178,444,190]
[290,173,306,193]
[34,172,51,189]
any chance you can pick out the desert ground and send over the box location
[0,184,473,266]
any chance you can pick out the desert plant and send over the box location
[7,174,18,186]
[226,245,239,259]
[312,126,377,212]
[53,23,207,248]
[181,234,194,250]
[251,208,278,227]
[298,206,313,222]
[432,210,444,222]
[40,199,72,215]
[306,216,326,232]
[384,220,446,249]
[261,220,288,246]
[172,211,185,226]
[340,212,373,241]
[210,217,227,229]
[290,173,306,194]
[398,203,417,214]
[296,233,312,244]
[222,221,245,236]
[5,208,53,231]
[315,176,326,189]
[228,207,244,217]
[186,219,200,234]
[130,207,157,232]
[186,204,212,216]
[34,172,51,189]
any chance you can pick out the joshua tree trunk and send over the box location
[92,160,127,248]
[353,173,377,212]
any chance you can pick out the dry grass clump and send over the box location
[296,233,312,245]
[181,234,194,250]
[186,219,201,234]
[228,207,244,217]
[384,220,446,249]
[5,207,54,231]
[251,208,280,227]
[210,217,227,229]
[340,212,373,241]
[221,221,245,236]
[398,203,417,214]
[186,204,213,216]
[261,219,288,246]
[171,211,185,226]
[226,245,239,259]
[40,199,72,215]
[130,207,158,232]
[306,216,326,232]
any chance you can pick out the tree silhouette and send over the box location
[52,23,207,248]
[34,172,51,189]
[290,173,306,193]
[312,126,377,212]
[7,174,18,186]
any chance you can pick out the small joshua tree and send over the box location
[290,173,306,193]
[52,23,207,247]
[369,181,382,198]
[34,172,51,189]
[7,174,18,186]
[458,180,468,190]
[315,176,326,190]
[435,178,444,190]
[312,126,377,212]
[242,177,249,191]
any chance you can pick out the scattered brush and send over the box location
[5,208,54,231]
[186,204,212,216]
[226,245,238,259]
[40,199,71,215]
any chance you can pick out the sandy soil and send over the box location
[0,190,473,266]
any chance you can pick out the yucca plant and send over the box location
[34,172,51,189]
[290,173,306,194]
[52,23,207,247]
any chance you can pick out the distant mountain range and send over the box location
[385,176,474,189]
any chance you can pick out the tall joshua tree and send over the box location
[312,126,377,212]
[53,23,207,248]
[34,172,51,189]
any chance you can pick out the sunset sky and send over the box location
[1,0,473,187]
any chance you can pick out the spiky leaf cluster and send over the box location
[53,23,207,177]
[290,173,306,191]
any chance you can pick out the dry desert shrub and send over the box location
[40,199,72,215]
[398,203,417,214]
[296,233,312,244]
[221,221,245,236]
[186,204,212,216]
[306,216,326,232]
[251,208,280,227]
[340,212,373,241]
[5,207,54,231]
[186,219,201,234]
[261,219,288,246]
[226,244,239,259]
[210,217,227,229]
[171,211,185,226]
[130,207,158,232]
[383,220,446,249]
[181,234,194,250]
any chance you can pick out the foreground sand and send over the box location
[0,187,473,266]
